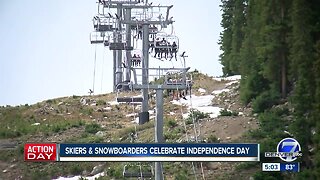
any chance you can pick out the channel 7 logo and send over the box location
[277,138,301,162]
[265,138,302,162]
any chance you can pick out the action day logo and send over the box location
[277,138,301,162]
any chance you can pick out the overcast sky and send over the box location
[0,0,223,106]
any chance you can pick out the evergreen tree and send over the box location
[239,0,268,104]
[219,0,235,76]
[289,0,315,172]
[258,0,290,98]
[313,40,320,179]
[219,0,320,177]
[229,0,247,74]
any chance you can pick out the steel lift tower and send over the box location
[91,1,191,179]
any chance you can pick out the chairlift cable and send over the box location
[189,92,206,180]
[92,43,98,94]
[173,73,198,180]
[139,164,143,179]
[179,53,184,67]
[125,93,144,180]
[171,24,175,35]
[101,44,105,93]
[170,58,174,68]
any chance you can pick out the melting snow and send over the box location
[211,89,230,95]
[213,75,241,81]
[126,113,137,117]
[103,107,112,111]
[172,95,214,107]
[108,101,119,106]
[133,117,139,124]
[225,81,238,86]
[171,95,221,119]
[53,172,105,180]
[198,88,206,94]
[148,109,155,115]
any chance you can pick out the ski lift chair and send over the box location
[116,96,144,103]
[115,81,143,103]
[153,32,179,60]
[90,31,109,44]
[149,25,158,34]
[109,42,134,50]
[93,16,116,32]
[164,72,185,86]
[123,164,153,179]
[131,49,143,67]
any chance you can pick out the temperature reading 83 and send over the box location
[285,164,295,170]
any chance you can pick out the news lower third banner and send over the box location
[24,143,260,162]
[58,143,260,162]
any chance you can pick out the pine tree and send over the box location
[229,0,247,74]
[289,0,315,171]
[239,0,268,104]
[313,40,320,179]
[219,0,235,76]
[220,0,320,177]
[258,0,290,98]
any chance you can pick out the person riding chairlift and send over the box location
[132,54,137,66]
[159,38,167,59]
[136,55,141,66]
[154,38,161,58]
[170,41,178,61]
[160,42,170,59]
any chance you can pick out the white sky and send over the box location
[0,0,223,106]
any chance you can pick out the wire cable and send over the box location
[101,43,105,93]
[189,92,206,180]
[92,44,98,94]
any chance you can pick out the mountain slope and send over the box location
[0,71,259,180]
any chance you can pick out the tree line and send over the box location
[219,0,320,178]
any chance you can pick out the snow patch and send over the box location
[53,172,105,180]
[148,109,155,115]
[213,75,241,81]
[225,81,238,86]
[108,101,119,106]
[169,112,175,115]
[126,113,137,118]
[171,95,214,107]
[198,88,206,94]
[172,95,221,119]
[103,107,112,111]
[211,89,230,95]
[133,117,139,124]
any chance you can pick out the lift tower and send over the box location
[96,0,174,117]
[130,67,191,180]
[91,1,184,180]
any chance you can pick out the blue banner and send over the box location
[58,143,259,162]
